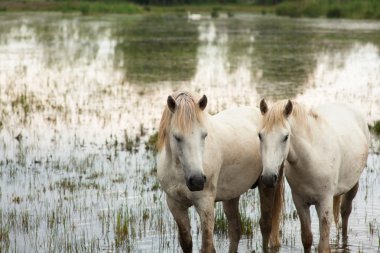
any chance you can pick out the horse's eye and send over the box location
[174,135,182,142]
[258,133,262,141]
[283,134,289,142]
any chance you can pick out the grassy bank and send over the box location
[0,1,274,15]
[0,0,380,20]
[0,1,143,14]
[149,4,275,15]
[275,0,380,19]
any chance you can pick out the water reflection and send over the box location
[298,43,380,122]
[114,15,198,83]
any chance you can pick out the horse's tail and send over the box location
[333,195,342,227]
[269,167,285,247]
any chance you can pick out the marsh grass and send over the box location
[372,121,380,136]
[0,212,10,251]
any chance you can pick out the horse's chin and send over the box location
[186,184,204,192]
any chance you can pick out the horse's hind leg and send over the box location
[167,196,192,253]
[341,182,359,238]
[223,197,241,253]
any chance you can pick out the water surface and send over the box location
[0,12,379,252]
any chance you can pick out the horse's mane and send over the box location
[262,100,318,131]
[157,91,204,151]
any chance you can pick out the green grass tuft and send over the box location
[372,121,380,136]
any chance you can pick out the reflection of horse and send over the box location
[157,91,284,253]
[258,99,370,253]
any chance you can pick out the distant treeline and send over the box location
[275,0,380,19]
[1,0,379,19]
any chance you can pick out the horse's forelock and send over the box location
[262,100,312,131]
[173,94,203,132]
[157,92,204,151]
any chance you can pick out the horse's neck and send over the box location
[287,116,317,167]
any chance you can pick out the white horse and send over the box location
[157,91,284,253]
[258,99,370,253]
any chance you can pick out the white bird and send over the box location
[187,11,201,21]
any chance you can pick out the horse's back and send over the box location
[210,107,262,201]
[316,104,369,195]
[212,106,261,128]
[317,104,369,143]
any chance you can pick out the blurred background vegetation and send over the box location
[0,0,379,19]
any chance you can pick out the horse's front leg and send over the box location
[258,181,275,251]
[167,196,192,253]
[195,196,216,253]
[293,194,313,253]
[316,197,333,253]
[222,197,241,253]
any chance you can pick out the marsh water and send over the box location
[0,12,379,252]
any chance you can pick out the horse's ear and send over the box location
[198,95,207,111]
[167,95,176,113]
[260,99,268,115]
[284,100,293,117]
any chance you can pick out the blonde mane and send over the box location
[157,92,204,151]
[262,100,318,131]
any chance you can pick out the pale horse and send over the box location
[258,99,370,253]
[157,92,284,253]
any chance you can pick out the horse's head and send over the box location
[159,92,208,191]
[258,99,293,188]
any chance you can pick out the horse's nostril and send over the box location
[203,175,206,182]
[273,174,278,183]
[189,177,194,186]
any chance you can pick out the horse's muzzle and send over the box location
[186,174,206,191]
[261,173,278,188]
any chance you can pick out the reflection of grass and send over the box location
[276,0,380,19]
[114,15,199,83]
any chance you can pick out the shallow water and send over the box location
[0,12,379,252]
